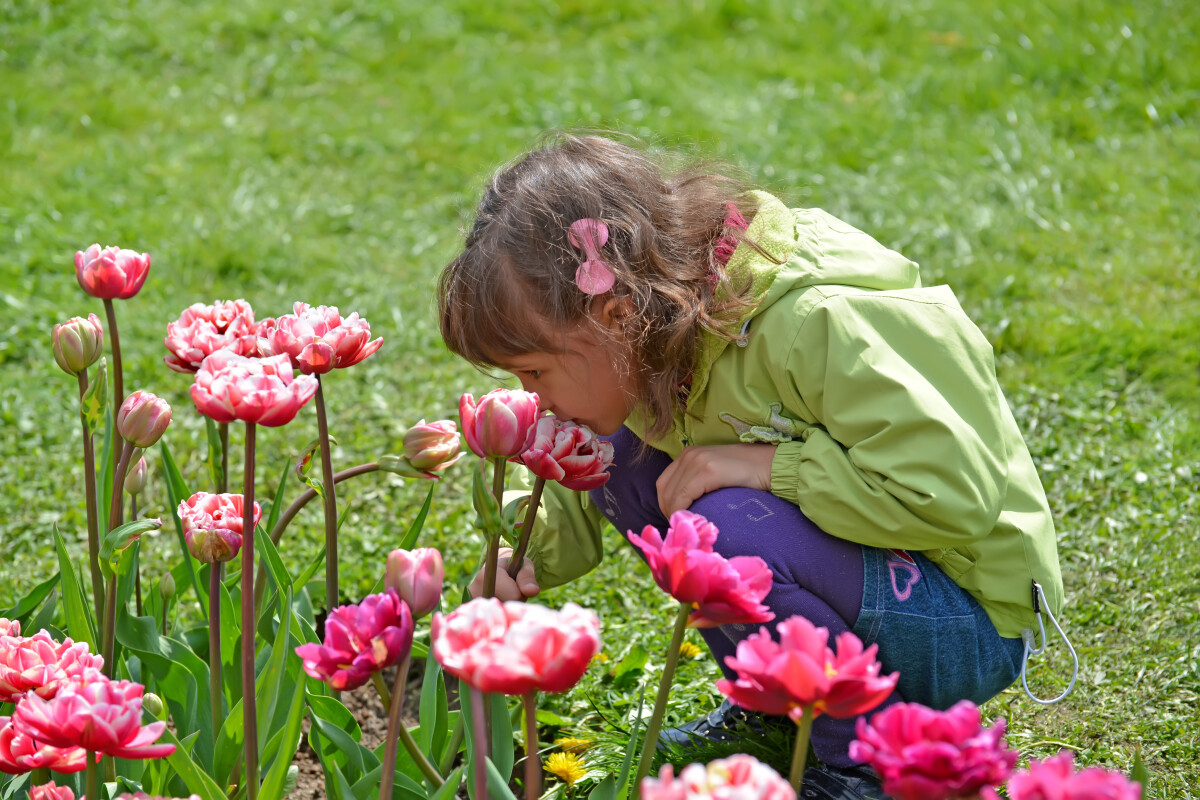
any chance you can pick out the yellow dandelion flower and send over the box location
[590,652,610,664]
[554,736,594,754]
[678,641,703,659]
[544,751,587,786]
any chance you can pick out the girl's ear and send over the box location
[595,296,633,331]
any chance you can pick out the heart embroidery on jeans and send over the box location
[888,560,922,602]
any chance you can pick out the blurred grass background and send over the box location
[2,0,1197,795]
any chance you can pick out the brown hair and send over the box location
[438,133,772,440]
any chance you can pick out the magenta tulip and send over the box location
[116,391,172,448]
[385,547,444,619]
[629,510,774,628]
[294,590,413,691]
[52,314,104,376]
[459,389,541,459]
[515,415,615,490]
[641,755,796,800]
[403,419,463,472]
[12,670,175,759]
[190,350,318,426]
[258,301,383,375]
[178,492,261,563]
[0,715,93,774]
[983,751,1142,800]
[850,700,1017,799]
[163,299,264,373]
[0,630,105,703]
[432,598,601,695]
[30,782,76,800]
[717,615,898,723]
[74,244,151,300]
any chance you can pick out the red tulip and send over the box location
[258,301,383,375]
[52,314,104,376]
[12,670,175,759]
[29,782,76,800]
[716,615,897,723]
[385,547,444,619]
[190,351,318,427]
[515,416,615,490]
[163,299,263,373]
[74,244,151,300]
[850,700,1017,799]
[0,630,105,703]
[459,389,540,459]
[641,755,796,800]
[178,492,261,563]
[432,598,601,695]
[628,510,774,628]
[116,391,173,448]
[294,590,413,691]
[983,751,1142,800]
[0,715,93,774]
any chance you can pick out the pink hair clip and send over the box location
[568,218,615,295]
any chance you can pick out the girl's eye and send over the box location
[527,370,542,379]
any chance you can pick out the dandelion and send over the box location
[554,736,594,754]
[679,641,703,659]
[545,751,587,787]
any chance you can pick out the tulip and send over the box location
[629,510,774,628]
[983,751,1142,800]
[0,715,93,774]
[403,419,463,472]
[125,455,149,496]
[74,244,151,300]
[385,548,444,619]
[515,415,614,491]
[12,670,175,759]
[52,314,104,376]
[177,492,260,564]
[258,301,383,374]
[163,299,264,373]
[432,598,601,695]
[294,590,413,691]
[0,630,105,703]
[0,619,18,637]
[641,755,797,800]
[459,389,541,459]
[850,701,1018,800]
[30,783,76,800]
[116,391,172,449]
[190,351,318,427]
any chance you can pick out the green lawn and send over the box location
[2,0,1198,796]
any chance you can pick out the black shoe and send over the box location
[798,764,892,800]
[658,699,790,749]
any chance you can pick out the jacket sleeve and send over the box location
[503,466,608,589]
[768,288,1011,550]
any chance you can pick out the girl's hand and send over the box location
[467,546,541,601]
[656,443,775,517]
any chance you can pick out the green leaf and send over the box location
[462,689,515,798]
[611,644,649,691]
[485,757,520,800]
[471,459,503,538]
[399,483,436,550]
[255,525,294,613]
[159,440,206,621]
[99,518,163,572]
[429,767,465,800]
[259,646,308,800]
[351,764,427,800]
[326,759,358,800]
[293,545,327,594]
[205,417,225,492]
[295,438,325,498]
[265,458,291,543]
[1131,745,1151,788]
[158,725,228,800]
[255,585,295,753]
[0,573,59,628]
[588,776,617,800]
[97,405,115,551]
[418,655,449,762]
[81,357,108,437]
[53,525,97,651]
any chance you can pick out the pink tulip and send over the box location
[258,301,383,374]
[849,700,1017,799]
[628,510,774,628]
[459,389,541,459]
[178,492,261,563]
[190,351,318,427]
[12,670,175,759]
[125,455,149,496]
[983,751,1142,800]
[30,782,76,800]
[515,416,615,490]
[116,391,173,448]
[0,619,18,637]
[716,615,897,723]
[641,755,796,800]
[52,314,104,376]
[0,715,93,774]
[403,419,463,472]
[163,299,264,373]
[432,598,601,695]
[385,548,444,619]
[294,590,413,691]
[74,244,151,300]
[0,630,105,703]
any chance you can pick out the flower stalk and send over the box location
[790,706,815,792]
[506,476,546,580]
[379,656,444,797]
[76,370,105,617]
[103,298,126,491]
[314,376,340,614]
[241,421,259,800]
[481,457,506,598]
[101,439,137,675]
[633,600,692,796]
[523,691,540,800]
[210,562,224,754]
[470,687,488,800]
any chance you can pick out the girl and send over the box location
[439,134,1064,800]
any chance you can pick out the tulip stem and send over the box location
[482,457,506,598]
[470,687,488,800]
[133,496,143,616]
[103,298,126,496]
[219,421,230,494]
[210,562,224,755]
[379,656,445,796]
[314,376,341,616]
[109,440,136,534]
[77,371,105,619]
[633,601,692,796]
[507,477,546,581]
[789,707,815,792]
[438,717,465,776]
[85,752,99,800]
[30,767,49,787]
[102,567,118,678]
[371,670,392,710]
[241,422,259,800]
[523,691,540,800]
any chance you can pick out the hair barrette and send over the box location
[568,218,615,295]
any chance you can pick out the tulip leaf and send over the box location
[295,438,326,498]
[1131,745,1151,787]
[159,440,207,621]
[418,654,450,760]
[81,357,108,437]
[327,759,358,800]
[292,544,327,594]
[53,525,98,651]
[27,587,59,637]
[399,483,436,551]
[471,459,503,538]
[485,756,520,800]
[611,644,650,691]
[212,701,244,791]
[205,417,225,492]
[352,764,427,800]
[588,775,618,800]
[256,585,295,753]
[97,405,115,551]
[256,525,294,611]
[100,518,163,570]
[307,689,371,784]
[462,690,515,798]
[0,572,59,628]
[429,766,465,800]
[260,650,308,800]
[157,725,228,800]
[265,457,291,543]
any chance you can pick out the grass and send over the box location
[1,0,1198,795]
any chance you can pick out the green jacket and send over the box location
[522,191,1063,639]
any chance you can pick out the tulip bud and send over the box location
[52,313,105,376]
[125,454,149,496]
[116,390,173,448]
[385,547,444,618]
[159,572,176,600]
[459,389,541,459]
[403,419,461,470]
[142,691,165,718]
